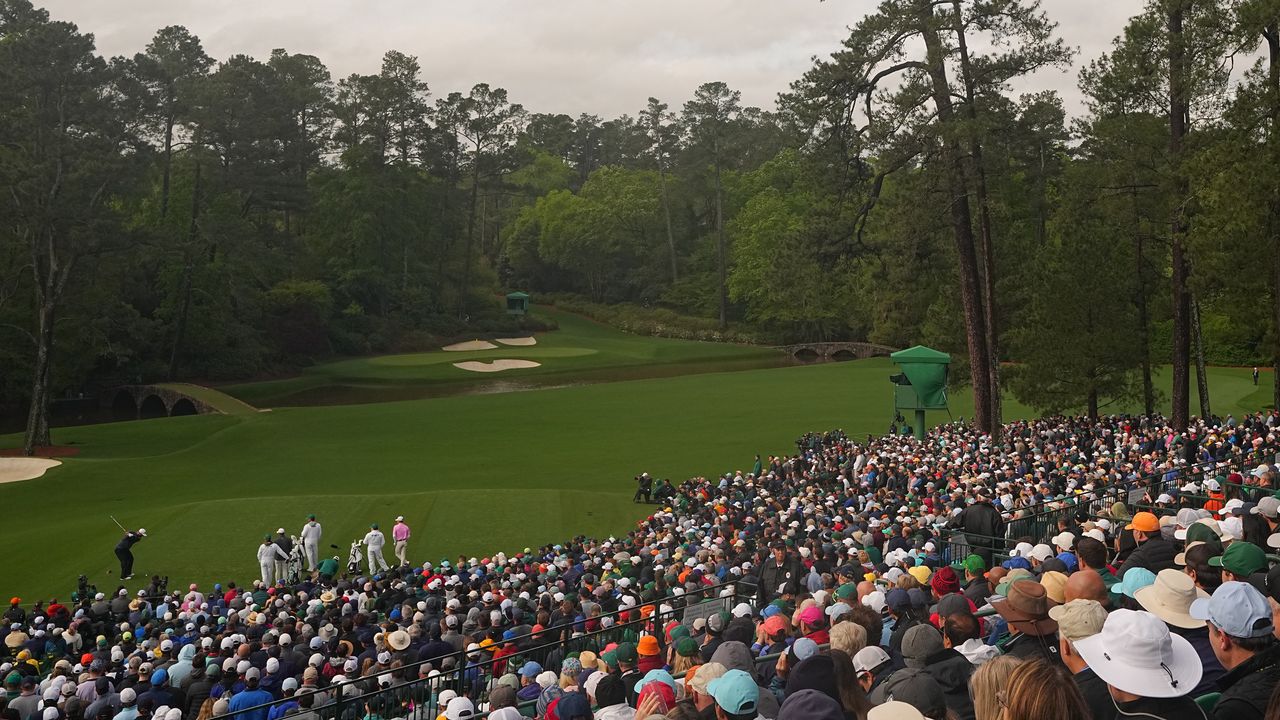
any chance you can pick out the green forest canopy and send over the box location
[4,0,1280,451]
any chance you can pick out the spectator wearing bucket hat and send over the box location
[636,635,663,674]
[991,579,1060,663]
[706,668,764,720]
[1191,581,1280,720]
[1047,599,1112,720]
[1134,569,1225,695]
[1073,609,1203,718]
[1117,512,1177,579]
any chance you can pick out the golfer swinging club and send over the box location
[114,527,147,580]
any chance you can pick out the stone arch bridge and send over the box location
[778,341,899,361]
[103,385,216,420]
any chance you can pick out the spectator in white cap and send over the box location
[1073,609,1203,718]
[852,646,892,696]
[1190,581,1280,720]
[444,696,475,720]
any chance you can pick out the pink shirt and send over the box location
[393,522,410,541]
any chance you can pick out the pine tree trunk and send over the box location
[715,154,727,330]
[1133,184,1156,416]
[160,115,174,219]
[168,163,201,381]
[1168,3,1192,430]
[1192,296,1211,419]
[919,0,992,432]
[23,299,55,455]
[1267,25,1280,412]
[458,163,480,320]
[953,0,1001,437]
[658,160,679,282]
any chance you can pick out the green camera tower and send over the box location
[889,345,951,440]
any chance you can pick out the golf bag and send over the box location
[346,539,363,575]
[286,535,305,583]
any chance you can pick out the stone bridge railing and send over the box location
[777,341,899,360]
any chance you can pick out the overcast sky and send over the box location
[42,0,1144,118]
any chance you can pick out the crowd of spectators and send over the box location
[4,411,1280,720]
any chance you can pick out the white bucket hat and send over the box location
[1134,569,1208,629]
[1073,609,1202,698]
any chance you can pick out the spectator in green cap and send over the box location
[956,554,990,606]
[614,642,641,703]
[672,636,700,675]
[1211,542,1267,583]
[834,583,858,602]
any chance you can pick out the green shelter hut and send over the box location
[889,345,951,440]
[505,291,530,316]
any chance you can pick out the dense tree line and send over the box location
[3,0,1280,453]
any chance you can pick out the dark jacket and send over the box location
[1072,667,1116,720]
[1213,643,1280,720]
[1116,535,1178,578]
[758,555,803,603]
[1002,631,1062,664]
[1116,695,1207,720]
[953,502,1005,540]
[963,577,990,606]
[919,648,975,720]
[1172,625,1226,697]
[889,616,922,655]
[184,672,216,717]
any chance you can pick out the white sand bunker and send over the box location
[453,359,542,373]
[443,340,498,352]
[0,458,61,484]
[495,337,537,346]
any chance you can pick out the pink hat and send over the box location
[798,605,824,626]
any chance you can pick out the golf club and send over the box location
[109,515,127,533]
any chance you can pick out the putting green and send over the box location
[223,309,781,406]
[0,348,1267,599]
[369,346,599,367]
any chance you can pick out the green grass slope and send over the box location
[0,359,1266,599]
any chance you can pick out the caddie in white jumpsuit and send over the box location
[257,535,288,586]
[363,523,390,573]
[301,514,323,572]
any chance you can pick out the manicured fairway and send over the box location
[0,340,1267,599]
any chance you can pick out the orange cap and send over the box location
[1125,511,1160,533]
[637,635,660,656]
